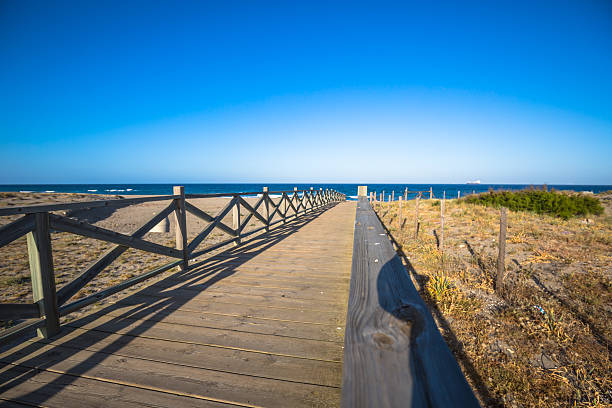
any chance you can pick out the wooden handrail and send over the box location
[341,197,478,407]
[0,186,346,346]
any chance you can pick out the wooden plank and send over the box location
[57,201,177,305]
[232,197,241,245]
[86,302,344,342]
[0,303,40,320]
[19,328,342,387]
[0,364,233,408]
[0,318,45,346]
[130,278,347,305]
[0,195,176,217]
[0,214,34,248]
[64,316,343,362]
[341,198,479,408]
[1,341,341,408]
[49,214,182,258]
[187,197,237,253]
[133,286,345,311]
[111,295,345,326]
[27,212,60,339]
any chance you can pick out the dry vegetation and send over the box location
[375,191,612,408]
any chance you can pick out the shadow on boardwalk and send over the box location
[0,203,339,407]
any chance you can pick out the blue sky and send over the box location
[1,1,611,184]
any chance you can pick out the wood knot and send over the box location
[392,304,425,341]
[372,332,394,350]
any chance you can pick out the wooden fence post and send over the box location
[496,207,508,293]
[233,195,241,246]
[415,194,420,239]
[173,186,188,270]
[404,187,408,201]
[391,190,394,202]
[310,187,314,211]
[27,212,60,338]
[430,186,433,200]
[398,197,402,229]
[263,187,270,231]
[458,190,460,199]
[382,190,385,203]
[440,191,445,252]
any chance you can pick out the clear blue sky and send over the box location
[1,1,611,184]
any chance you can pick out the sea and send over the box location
[1,183,610,200]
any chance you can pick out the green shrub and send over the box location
[461,190,604,220]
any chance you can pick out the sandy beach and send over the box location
[0,192,275,323]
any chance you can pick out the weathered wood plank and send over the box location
[28,212,60,339]
[0,214,34,248]
[1,340,340,408]
[49,214,182,258]
[0,303,40,320]
[0,364,233,408]
[21,329,342,387]
[341,198,478,408]
[0,195,177,217]
[173,186,188,270]
[65,316,343,362]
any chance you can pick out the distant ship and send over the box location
[466,180,481,184]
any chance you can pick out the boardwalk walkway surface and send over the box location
[0,201,357,408]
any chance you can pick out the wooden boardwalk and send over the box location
[0,201,356,408]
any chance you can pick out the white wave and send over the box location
[126,188,133,191]
[19,190,33,193]
[349,195,359,199]
[44,190,55,193]
[87,189,98,192]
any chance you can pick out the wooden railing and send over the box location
[0,186,345,345]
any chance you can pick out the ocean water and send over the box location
[0,183,610,200]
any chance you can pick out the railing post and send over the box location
[309,187,314,212]
[282,193,287,224]
[233,195,241,246]
[263,187,270,231]
[173,186,188,270]
[293,187,298,217]
[430,186,433,200]
[319,188,323,207]
[27,212,59,338]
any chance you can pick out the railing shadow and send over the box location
[372,209,503,408]
[0,202,339,406]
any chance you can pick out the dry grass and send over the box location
[375,192,612,408]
